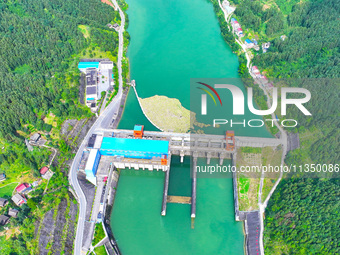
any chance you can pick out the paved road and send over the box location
[69,0,125,254]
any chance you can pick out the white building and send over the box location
[100,61,113,70]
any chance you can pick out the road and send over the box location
[69,0,125,254]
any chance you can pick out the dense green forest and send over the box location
[231,0,340,167]
[0,0,120,253]
[264,178,340,254]
[0,0,119,137]
[210,0,339,253]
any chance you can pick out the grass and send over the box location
[238,176,260,211]
[239,178,250,194]
[94,245,107,255]
[0,183,18,198]
[79,45,117,63]
[78,25,90,38]
[43,113,57,127]
[236,145,283,211]
[92,223,106,246]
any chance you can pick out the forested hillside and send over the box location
[232,0,340,164]
[232,0,340,253]
[0,0,120,253]
[210,0,339,254]
[0,0,119,137]
[264,179,340,254]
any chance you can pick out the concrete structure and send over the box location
[87,134,97,148]
[100,61,113,70]
[236,27,244,37]
[91,127,282,222]
[262,42,270,53]
[85,149,101,185]
[15,183,30,193]
[100,137,169,158]
[222,0,235,14]
[40,167,53,180]
[245,39,255,48]
[80,61,114,110]
[0,198,8,207]
[245,211,262,255]
[11,194,26,206]
[30,133,41,143]
[8,208,19,218]
[40,166,49,175]
[0,215,9,225]
[0,173,6,182]
[98,137,170,172]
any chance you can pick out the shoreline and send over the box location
[214,1,288,254]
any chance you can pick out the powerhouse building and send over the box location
[81,127,170,185]
[100,137,169,159]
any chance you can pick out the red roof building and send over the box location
[16,183,30,193]
[40,166,49,175]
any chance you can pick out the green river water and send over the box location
[111,0,271,254]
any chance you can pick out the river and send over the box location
[111,0,270,254]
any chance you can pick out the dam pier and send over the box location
[79,125,281,219]
[77,125,282,255]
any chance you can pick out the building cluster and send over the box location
[262,42,270,53]
[0,198,20,226]
[231,17,270,53]
[245,38,260,51]
[0,176,45,227]
[10,183,31,207]
[251,66,273,89]
[79,125,170,185]
[231,18,244,38]
[78,60,114,110]
[222,1,236,15]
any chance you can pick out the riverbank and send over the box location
[211,1,288,254]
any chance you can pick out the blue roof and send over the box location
[78,62,99,69]
[134,125,142,131]
[101,137,169,154]
[245,39,252,44]
[231,18,237,22]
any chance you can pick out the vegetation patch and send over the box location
[264,179,340,254]
[92,223,106,246]
[236,146,282,211]
[94,245,108,255]
[78,25,90,38]
[140,95,194,133]
[0,183,18,198]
